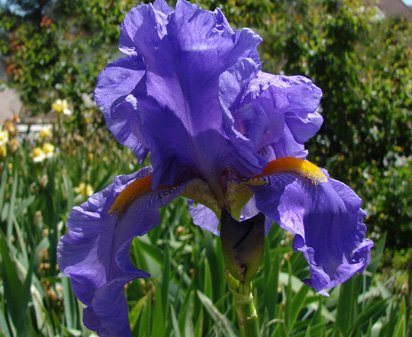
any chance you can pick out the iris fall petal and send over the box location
[252,172,373,294]
[57,167,185,336]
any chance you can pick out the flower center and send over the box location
[109,158,327,217]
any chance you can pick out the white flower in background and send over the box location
[52,99,72,116]
[30,143,54,163]
[39,127,52,139]
[81,93,95,108]
[0,128,9,146]
[31,148,46,163]
[42,143,55,159]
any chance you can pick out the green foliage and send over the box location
[0,0,55,22]
[0,0,135,117]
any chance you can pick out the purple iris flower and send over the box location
[57,1,373,336]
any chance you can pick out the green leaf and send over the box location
[152,283,165,337]
[203,258,213,300]
[130,296,147,333]
[161,246,170,318]
[138,290,152,337]
[62,277,79,330]
[286,285,309,332]
[262,244,280,319]
[0,301,11,337]
[6,173,17,240]
[335,276,361,336]
[0,160,7,209]
[170,306,182,337]
[197,291,237,337]
[392,299,406,337]
[0,229,33,336]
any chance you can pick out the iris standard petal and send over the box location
[94,56,148,161]
[153,0,173,15]
[119,2,169,58]
[146,0,261,133]
[139,0,265,186]
[96,0,267,189]
[233,73,323,158]
[250,159,373,294]
[57,167,185,336]
[131,95,260,189]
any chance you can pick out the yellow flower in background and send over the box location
[39,127,52,139]
[74,182,94,198]
[10,114,20,124]
[3,120,16,136]
[31,147,45,163]
[83,116,93,124]
[30,142,55,163]
[0,128,9,146]
[52,99,72,116]
[8,139,19,153]
[0,145,7,158]
[42,143,55,158]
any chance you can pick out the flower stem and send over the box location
[225,271,260,337]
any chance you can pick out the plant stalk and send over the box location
[225,271,259,337]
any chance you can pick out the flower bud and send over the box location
[220,209,265,283]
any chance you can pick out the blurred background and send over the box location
[0,0,411,336]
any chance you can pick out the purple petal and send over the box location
[119,3,169,57]
[57,167,185,336]
[96,0,267,189]
[187,197,273,237]
[239,197,274,235]
[153,0,173,15]
[138,1,264,186]
[252,174,373,294]
[94,56,148,161]
[188,200,220,235]
[272,126,308,159]
[233,72,323,158]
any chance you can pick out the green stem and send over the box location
[225,271,260,337]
